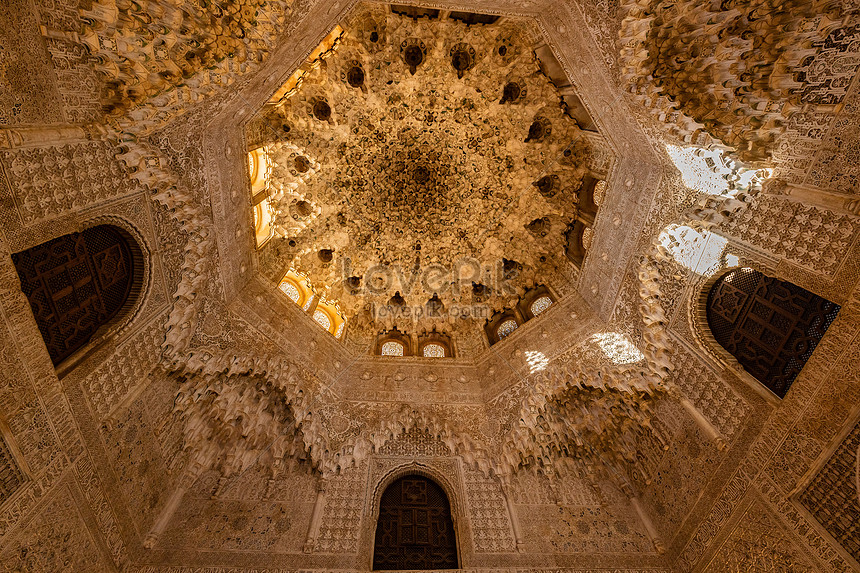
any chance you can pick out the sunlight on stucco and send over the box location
[659,225,730,276]
[666,145,768,196]
[590,332,644,365]
[525,350,549,373]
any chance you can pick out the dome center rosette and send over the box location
[245,4,611,354]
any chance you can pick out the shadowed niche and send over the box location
[12,225,139,366]
[373,475,458,570]
[706,267,841,398]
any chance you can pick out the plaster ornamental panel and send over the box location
[2,0,860,571]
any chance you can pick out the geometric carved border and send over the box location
[796,417,860,568]
[702,487,824,573]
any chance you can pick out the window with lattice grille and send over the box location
[530,296,552,317]
[279,280,301,303]
[373,476,458,570]
[381,341,405,356]
[497,319,517,339]
[313,309,331,330]
[422,343,445,358]
[12,226,137,366]
[706,268,840,398]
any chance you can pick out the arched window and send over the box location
[279,280,301,303]
[279,269,316,311]
[377,329,411,356]
[592,180,607,207]
[578,174,602,217]
[530,296,553,317]
[248,147,271,194]
[373,475,458,570]
[313,309,332,330]
[486,310,521,346]
[581,226,594,250]
[381,341,405,356]
[564,220,589,267]
[497,319,518,339]
[313,297,346,338]
[422,343,445,358]
[249,147,275,249]
[417,332,453,358]
[253,200,275,248]
[706,268,840,398]
[12,225,139,366]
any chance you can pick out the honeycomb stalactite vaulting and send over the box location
[1,0,860,571]
[157,219,690,507]
[62,0,295,132]
[619,0,860,163]
[250,5,601,346]
[174,373,316,481]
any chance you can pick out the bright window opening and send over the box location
[278,269,314,308]
[382,341,405,356]
[248,147,272,195]
[497,319,518,339]
[593,180,607,207]
[279,281,301,303]
[313,309,332,330]
[254,198,275,248]
[581,227,594,250]
[530,296,552,317]
[423,343,445,358]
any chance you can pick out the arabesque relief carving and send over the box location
[0,1,859,572]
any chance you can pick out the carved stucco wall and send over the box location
[798,418,860,566]
[0,0,859,573]
[0,0,66,126]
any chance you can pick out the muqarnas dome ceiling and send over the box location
[246,3,611,354]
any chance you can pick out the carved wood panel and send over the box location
[707,268,840,398]
[12,225,135,365]
[373,475,458,570]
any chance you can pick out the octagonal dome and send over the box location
[5,0,856,570]
[242,3,615,356]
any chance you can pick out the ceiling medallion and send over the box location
[247,4,609,351]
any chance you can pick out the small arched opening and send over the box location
[518,285,556,320]
[564,220,590,268]
[372,474,458,570]
[706,267,841,398]
[278,268,315,311]
[485,310,520,346]
[377,329,412,356]
[12,224,143,368]
[419,332,454,358]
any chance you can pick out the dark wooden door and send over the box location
[373,475,458,570]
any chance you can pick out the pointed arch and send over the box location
[705,267,841,398]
